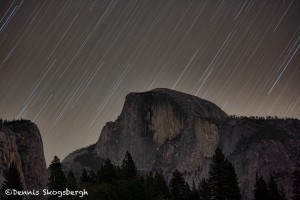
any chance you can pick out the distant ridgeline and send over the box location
[61,88,300,200]
[0,119,48,197]
[1,118,35,133]
[228,115,298,120]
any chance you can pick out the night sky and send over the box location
[0,0,299,165]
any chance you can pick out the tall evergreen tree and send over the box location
[223,160,242,200]
[198,178,211,200]
[253,173,287,200]
[121,151,138,179]
[145,171,155,200]
[153,170,170,200]
[190,181,200,200]
[66,170,77,190]
[208,148,241,200]
[253,174,268,200]
[169,169,186,200]
[268,175,281,200]
[88,169,96,184]
[184,182,193,200]
[97,158,118,183]
[48,156,67,199]
[80,168,89,184]
[0,162,23,200]
[208,148,226,200]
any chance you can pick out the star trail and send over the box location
[0,0,299,164]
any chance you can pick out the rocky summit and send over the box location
[62,88,300,200]
[0,120,48,195]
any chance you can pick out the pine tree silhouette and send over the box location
[169,169,186,200]
[268,175,281,200]
[66,170,77,190]
[253,174,268,200]
[198,178,211,200]
[0,162,23,200]
[190,181,199,200]
[97,158,118,183]
[48,156,67,200]
[145,171,155,200]
[121,151,138,179]
[153,170,170,199]
[208,148,241,200]
[80,168,89,184]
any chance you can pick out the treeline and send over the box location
[0,118,31,124]
[227,115,299,121]
[253,174,287,200]
[46,149,242,200]
[1,149,300,199]
[0,118,33,132]
[45,148,296,200]
[48,150,300,200]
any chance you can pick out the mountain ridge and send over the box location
[62,88,300,200]
[125,88,228,120]
[0,119,48,197]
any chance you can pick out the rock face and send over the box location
[218,118,300,200]
[63,88,226,179]
[0,120,48,195]
[95,88,226,174]
[62,88,300,200]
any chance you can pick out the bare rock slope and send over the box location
[0,120,48,194]
[63,88,300,199]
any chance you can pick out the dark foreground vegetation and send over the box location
[47,149,243,200]
[2,148,299,200]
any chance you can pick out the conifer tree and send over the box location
[223,160,242,200]
[198,178,211,200]
[88,169,96,184]
[121,151,138,179]
[48,156,67,199]
[97,158,118,183]
[253,174,268,200]
[0,162,23,200]
[169,169,186,200]
[80,168,89,184]
[208,148,226,199]
[184,182,192,200]
[145,171,155,200]
[190,181,200,200]
[268,175,281,200]
[208,148,241,200]
[66,170,77,190]
[153,170,170,200]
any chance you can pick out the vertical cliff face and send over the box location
[94,88,226,178]
[0,120,48,193]
[62,88,300,200]
[218,118,300,200]
[0,125,25,187]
